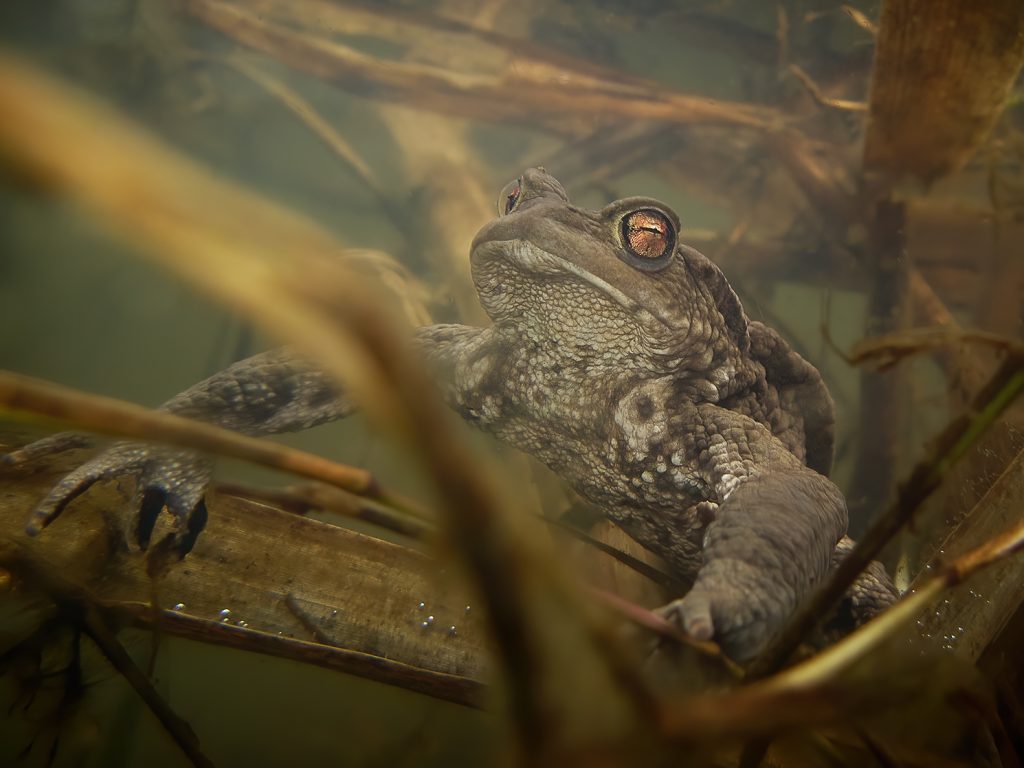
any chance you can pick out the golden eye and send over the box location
[622,209,674,261]
[498,178,522,216]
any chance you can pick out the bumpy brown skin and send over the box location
[18,168,896,661]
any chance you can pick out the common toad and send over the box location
[20,168,896,661]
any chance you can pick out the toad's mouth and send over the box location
[471,238,673,331]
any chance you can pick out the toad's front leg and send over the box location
[661,405,847,661]
[15,326,497,552]
[18,347,352,552]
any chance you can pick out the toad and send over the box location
[18,168,896,661]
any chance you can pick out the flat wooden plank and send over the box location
[913,447,1024,661]
[0,445,490,695]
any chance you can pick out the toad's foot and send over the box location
[24,440,211,556]
[660,557,794,662]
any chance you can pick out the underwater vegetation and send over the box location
[0,0,1023,766]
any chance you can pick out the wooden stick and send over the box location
[0,371,429,521]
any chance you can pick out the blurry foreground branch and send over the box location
[0,51,653,759]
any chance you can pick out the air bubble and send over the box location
[173,603,186,611]
[219,608,232,621]
[418,601,426,610]
[464,605,472,614]
[448,625,457,637]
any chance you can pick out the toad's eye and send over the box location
[498,178,522,216]
[621,209,675,268]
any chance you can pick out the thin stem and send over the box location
[81,604,217,768]
[0,370,430,521]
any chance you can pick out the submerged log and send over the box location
[0,447,488,706]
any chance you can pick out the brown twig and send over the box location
[0,370,429,521]
[841,5,878,35]
[788,64,867,112]
[283,592,333,644]
[548,517,683,592]
[216,481,433,540]
[184,0,777,131]
[849,327,1024,371]
[81,605,217,768]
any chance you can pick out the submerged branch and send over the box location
[216,481,433,541]
[0,371,428,521]
[750,353,1024,677]
[184,0,776,132]
[849,327,1024,371]
[0,459,490,691]
[863,0,1024,183]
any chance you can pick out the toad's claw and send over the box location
[4,431,91,468]
[24,439,212,554]
[131,454,211,552]
[25,448,145,535]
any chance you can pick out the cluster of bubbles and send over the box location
[218,607,249,628]
[168,603,250,629]
[416,600,470,637]
[169,597,482,640]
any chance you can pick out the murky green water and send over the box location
[3,0,1017,765]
